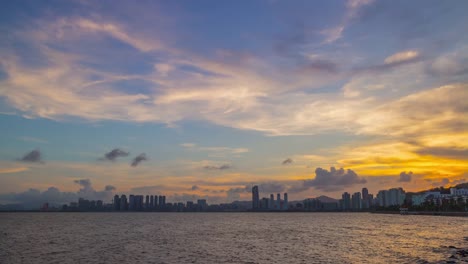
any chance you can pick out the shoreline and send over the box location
[372,211,468,217]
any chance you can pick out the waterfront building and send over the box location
[269,194,275,210]
[113,195,120,211]
[197,199,207,211]
[283,193,288,210]
[158,196,163,208]
[351,192,361,210]
[252,185,259,210]
[120,195,127,211]
[186,201,194,210]
[260,198,269,210]
[150,195,154,209]
[341,192,351,211]
[450,188,468,196]
[145,195,150,209]
[377,190,386,207]
[276,193,281,210]
[129,195,135,210]
[362,188,369,209]
[303,198,321,211]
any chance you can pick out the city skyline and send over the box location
[1,1,468,207]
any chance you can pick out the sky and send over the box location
[0,0,467,207]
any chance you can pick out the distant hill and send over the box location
[315,195,339,203]
[407,182,468,196]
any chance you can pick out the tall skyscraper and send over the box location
[113,195,120,211]
[129,195,135,211]
[154,195,158,208]
[362,188,369,209]
[145,195,150,209]
[150,195,154,209]
[351,192,362,210]
[252,185,259,210]
[120,194,127,211]
[342,192,351,211]
[283,193,288,210]
[269,194,274,210]
[276,193,281,210]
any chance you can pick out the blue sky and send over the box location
[0,0,467,207]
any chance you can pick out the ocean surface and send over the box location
[0,212,467,263]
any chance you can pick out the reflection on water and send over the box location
[0,212,467,263]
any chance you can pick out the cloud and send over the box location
[181,143,248,156]
[257,182,287,193]
[105,185,116,191]
[430,49,468,76]
[384,50,419,65]
[0,179,116,209]
[203,164,231,170]
[101,148,129,161]
[415,147,468,159]
[282,158,293,165]
[356,84,468,136]
[19,149,43,163]
[191,185,199,191]
[398,171,413,182]
[0,167,29,174]
[295,167,366,192]
[74,18,161,52]
[74,179,92,189]
[131,153,147,167]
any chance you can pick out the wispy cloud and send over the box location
[384,50,420,65]
[0,167,29,174]
[203,164,232,170]
[180,143,249,156]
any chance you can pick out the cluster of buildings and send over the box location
[113,194,166,211]
[410,188,468,209]
[31,184,468,213]
[302,186,468,212]
[112,194,212,212]
[251,185,289,211]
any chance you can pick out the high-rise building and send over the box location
[120,194,127,211]
[158,196,163,208]
[197,199,207,211]
[113,195,120,211]
[260,198,269,210]
[276,193,281,210]
[351,192,361,210]
[145,195,150,209]
[150,195,154,209]
[252,185,259,210]
[341,192,351,211]
[269,194,274,210]
[162,196,166,207]
[154,195,158,208]
[283,193,288,210]
[362,188,369,209]
[129,195,135,211]
[377,190,386,207]
[186,201,194,211]
[362,188,369,200]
